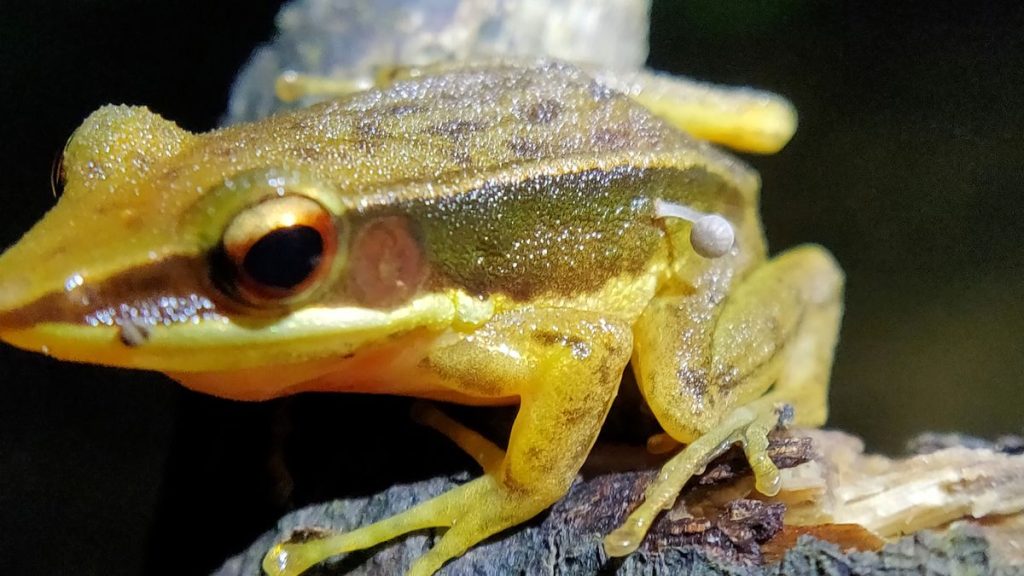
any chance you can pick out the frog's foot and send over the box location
[603,397,786,557]
[644,404,786,471]
[619,246,843,555]
[263,473,554,576]
[261,403,514,576]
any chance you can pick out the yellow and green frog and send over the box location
[0,59,842,575]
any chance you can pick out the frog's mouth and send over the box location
[0,249,461,374]
[0,292,460,374]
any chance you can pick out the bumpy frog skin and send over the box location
[0,61,842,575]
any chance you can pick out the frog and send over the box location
[0,60,843,575]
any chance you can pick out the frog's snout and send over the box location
[0,286,48,356]
[0,274,32,319]
[0,265,90,334]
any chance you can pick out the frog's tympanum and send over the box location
[0,61,842,575]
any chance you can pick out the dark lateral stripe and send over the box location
[407,166,737,301]
[0,255,223,330]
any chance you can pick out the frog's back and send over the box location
[192,61,762,309]
[198,60,757,200]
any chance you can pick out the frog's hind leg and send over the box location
[262,406,510,575]
[264,310,633,576]
[591,68,798,154]
[606,245,843,556]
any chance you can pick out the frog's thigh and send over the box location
[264,309,632,576]
[405,310,632,574]
[636,244,843,442]
[710,244,844,425]
[607,246,843,556]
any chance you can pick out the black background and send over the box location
[1,1,1022,575]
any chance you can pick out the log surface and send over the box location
[216,432,1022,575]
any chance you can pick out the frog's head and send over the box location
[0,106,460,396]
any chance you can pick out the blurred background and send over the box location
[0,1,1021,574]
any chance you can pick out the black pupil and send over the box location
[242,225,324,290]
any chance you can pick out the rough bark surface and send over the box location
[215,477,1004,576]
[215,433,1022,575]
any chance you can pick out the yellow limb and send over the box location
[275,66,409,102]
[410,401,505,473]
[263,310,633,576]
[264,476,500,576]
[618,245,843,556]
[274,71,372,102]
[275,63,797,154]
[593,69,798,154]
[605,397,785,556]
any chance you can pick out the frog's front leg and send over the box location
[263,309,632,576]
[606,245,843,556]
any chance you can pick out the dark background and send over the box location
[0,1,1021,575]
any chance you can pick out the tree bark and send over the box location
[215,431,1023,575]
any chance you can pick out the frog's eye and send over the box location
[215,195,339,306]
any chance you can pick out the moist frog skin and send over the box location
[0,61,842,576]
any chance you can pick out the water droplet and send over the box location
[64,274,84,292]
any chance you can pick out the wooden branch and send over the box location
[215,430,1024,575]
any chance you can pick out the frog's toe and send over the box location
[262,527,367,576]
[262,536,331,576]
[404,511,499,576]
[405,474,560,575]
[260,474,554,575]
[740,404,785,496]
[261,524,405,576]
[746,444,782,496]
[604,398,789,557]
[260,482,458,575]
